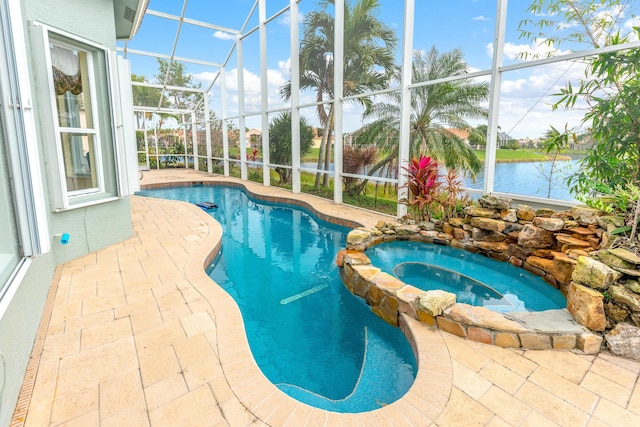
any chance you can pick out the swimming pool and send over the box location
[366,241,566,312]
[138,185,416,412]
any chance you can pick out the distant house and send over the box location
[246,128,262,149]
[445,128,471,143]
[0,1,147,423]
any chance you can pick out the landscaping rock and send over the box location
[596,215,623,230]
[552,253,577,285]
[571,206,601,225]
[501,209,518,223]
[472,241,510,252]
[465,206,500,218]
[346,228,372,247]
[418,221,436,231]
[604,301,629,324]
[518,224,556,248]
[444,303,529,333]
[526,256,554,274]
[595,250,635,270]
[448,217,466,227]
[533,217,565,232]
[625,280,640,294]
[604,322,640,361]
[608,247,640,265]
[577,333,603,354]
[342,251,371,266]
[567,282,606,331]
[609,285,640,312]
[516,205,536,221]
[395,224,421,235]
[416,290,456,316]
[572,256,622,290]
[535,208,556,218]
[556,234,592,249]
[470,217,506,233]
[478,195,511,211]
[452,228,469,242]
[472,227,507,242]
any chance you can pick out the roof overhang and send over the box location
[113,0,149,40]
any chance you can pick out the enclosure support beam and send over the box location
[397,0,415,219]
[221,66,230,176]
[191,111,197,170]
[333,0,344,205]
[485,0,508,195]
[259,0,270,186]
[290,0,301,194]
[204,93,212,173]
[237,36,248,180]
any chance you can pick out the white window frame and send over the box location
[33,22,123,210]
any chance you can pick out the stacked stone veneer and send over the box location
[336,195,640,356]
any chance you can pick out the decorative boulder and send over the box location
[572,256,622,290]
[516,205,536,221]
[346,228,373,247]
[478,195,511,211]
[416,290,456,316]
[571,206,601,225]
[533,217,565,232]
[604,322,640,361]
[518,224,555,249]
[470,217,506,233]
[567,282,606,331]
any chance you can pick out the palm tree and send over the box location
[282,0,397,188]
[354,47,489,191]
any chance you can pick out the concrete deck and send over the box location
[11,169,640,426]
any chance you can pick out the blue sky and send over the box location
[120,0,639,138]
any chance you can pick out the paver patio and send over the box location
[11,169,640,426]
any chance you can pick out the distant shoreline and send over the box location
[493,155,574,163]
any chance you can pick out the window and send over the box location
[34,24,122,210]
[50,43,102,194]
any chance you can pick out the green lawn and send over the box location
[474,149,566,162]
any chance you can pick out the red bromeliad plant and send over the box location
[401,155,441,221]
[401,155,471,222]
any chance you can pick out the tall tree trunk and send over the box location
[322,125,334,187]
[314,127,328,188]
[315,106,334,188]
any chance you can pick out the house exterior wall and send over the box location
[0,1,138,423]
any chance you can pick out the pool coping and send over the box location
[141,178,455,424]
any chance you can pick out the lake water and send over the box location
[301,159,580,202]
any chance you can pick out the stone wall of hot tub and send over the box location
[336,195,640,359]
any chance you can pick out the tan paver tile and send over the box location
[452,360,492,400]
[589,356,639,389]
[180,311,216,338]
[64,309,114,332]
[56,337,138,397]
[40,329,80,362]
[442,334,491,372]
[218,399,259,426]
[100,400,149,427]
[598,352,640,375]
[82,294,127,316]
[523,349,593,384]
[479,385,531,425]
[138,345,181,388]
[263,395,299,426]
[485,415,514,427]
[149,385,225,426]
[478,345,538,378]
[50,386,98,425]
[592,396,640,425]
[144,372,188,410]
[629,381,640,415]
[57,410,99,427]
[580,371,633,408]
[528,365,598,413]
[435,387,494,426]
[99,370,144,419]
[23,401,53,427]
[515,382,589,426]
[81,317,132,350]
[478,360,526,394]
[519,409,561,427]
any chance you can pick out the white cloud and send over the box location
[213,31,235,41]
[486,38,571,61]
[278,11,305,26]
[473,15,490,22]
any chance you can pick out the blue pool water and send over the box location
[137,186,416,412]
[366,241,566,312]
